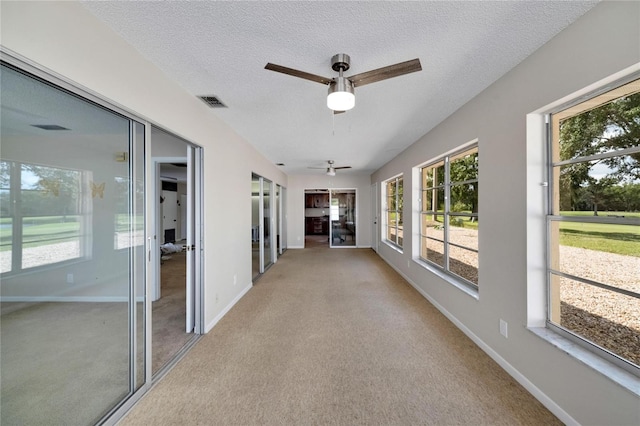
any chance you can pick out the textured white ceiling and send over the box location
[81,1,598,175]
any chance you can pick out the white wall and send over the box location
[371,2,639,425]
[287,174,371,248]
[0,1,287,329]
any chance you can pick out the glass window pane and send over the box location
[1,161,11,273]
[386,180,396,197]
[0,217,11,273]
[387,195,396,211]
[450,148,478,183]
[552,275,639,367]
[448,244,478,285]
[448,216,478,251]
[20,164,83,269]
[425,238,444,267]
[433,162,445,188]
[556,89,640,162]
[422,187,445,213]
[385,225,396,244]
[450,182,478,214]
[421,167,432,190]
[557,222,639,289]
[386,211,397,228]
[555,158,640,215]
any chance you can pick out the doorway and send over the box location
[150,127,202,377]
[304,188,357,248]
[329,189,357,247]
[304,189,330,247]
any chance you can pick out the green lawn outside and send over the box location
[560,211,640,219]
[0,219,80,251]
[558,211,639,257]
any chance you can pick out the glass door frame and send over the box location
[1,50,148,425]
[329,188,357,248]
[0,49,205,426]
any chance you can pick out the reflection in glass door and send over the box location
[0,62,145,425]
[252,174,277,281]
[330,189,357,247]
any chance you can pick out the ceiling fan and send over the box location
[265,53,422,113]
[309,160,352,176]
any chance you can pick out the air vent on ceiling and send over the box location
[198,96,227,108]
[31,124,70,131]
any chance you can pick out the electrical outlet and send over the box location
[407,260,410,268]
[500,319,508,338]
[233,274,237,286]
[66,273,74,284]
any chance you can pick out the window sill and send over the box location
[413,258,479,300]
[382,240,403,254]
[528,327,640,397]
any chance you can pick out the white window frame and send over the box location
[417,142,479,291]
[383,174,403,250]
[0,159,91,276]
[544,76,640,377]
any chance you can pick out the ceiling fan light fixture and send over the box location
[326,167,336,176]
[327,77,355,111]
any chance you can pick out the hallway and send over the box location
[121,247,558,425]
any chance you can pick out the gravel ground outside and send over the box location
[423,226,639,366]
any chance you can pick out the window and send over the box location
[384,176,403,248]
[0,160,89,274]
[547,78,639,373]
[420,145,478,287]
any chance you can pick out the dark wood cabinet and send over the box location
[305,216,328,235]
[305,194,329,208]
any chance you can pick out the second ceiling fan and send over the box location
[309,160,351,176]
[265,53,422,113]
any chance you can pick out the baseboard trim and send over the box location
[377,252,578,426]
[205,283,252,333]
[288,245,304,249]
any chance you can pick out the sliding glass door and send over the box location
[275,185,287,256]
[252,174,278,280]
[263,178,273,270]
[251,174,260,280]
[0,61,145,424]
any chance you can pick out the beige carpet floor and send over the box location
[121,247,560,425]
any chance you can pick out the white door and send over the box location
[180,194,187,240]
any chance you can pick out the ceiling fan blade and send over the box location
[333,110,346,115]
[349,58,422,88]
[265,63,333,85]
[334,166,352,170]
